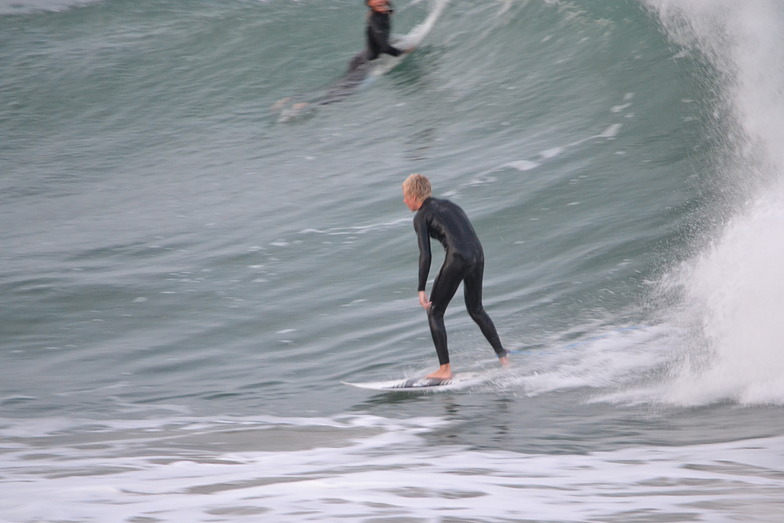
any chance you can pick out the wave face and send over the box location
[2,1,784,521]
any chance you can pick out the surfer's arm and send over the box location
[368,14,404,56]
[413,214,431,293]
[418,290,431,310]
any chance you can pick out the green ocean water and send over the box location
[2,1,784,521]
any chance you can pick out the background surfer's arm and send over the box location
[369,17,404,56]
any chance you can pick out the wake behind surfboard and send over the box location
[342,370,494,392]
[272,0,449,122]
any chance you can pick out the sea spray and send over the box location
[646,0,784,404]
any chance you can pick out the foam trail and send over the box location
[645,0,784,404]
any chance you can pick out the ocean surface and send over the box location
[2,0,784,521]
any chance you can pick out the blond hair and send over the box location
[402,173,432,201]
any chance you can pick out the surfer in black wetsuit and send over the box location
[328,0,411,100]
[273,0,412,114]
[353,0,406,67]
[402,174,509,380]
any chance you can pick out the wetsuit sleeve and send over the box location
[413,213,431,292]
[368,13,403,57]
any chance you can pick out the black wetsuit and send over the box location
[366,7,403,60]
[413,197,507,365]
[347,6,403,72]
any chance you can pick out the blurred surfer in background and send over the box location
[272,0,414,118]
[402,174,510,380]
[347,0,409,71]
[321,0,414,104]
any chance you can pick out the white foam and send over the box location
[598,123,622,138]
[503,325,675,398]
[2,413,782,522]
[504,159,541,171]
[667,191,784,405]
[647,0,784,405]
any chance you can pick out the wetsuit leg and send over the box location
[463,260,507,358]
[347,50,370,72]
[427,256,465,365]
[366,27,381,60]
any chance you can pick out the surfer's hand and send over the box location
[418,291,431,310]
[405,46,416,54]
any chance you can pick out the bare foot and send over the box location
[498,355,510,368]
[426,363,453,380]
[270,97,292,112]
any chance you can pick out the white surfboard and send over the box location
[342,370,493,392]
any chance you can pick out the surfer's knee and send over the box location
[466,304,488,323]
[427,303,446,320]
